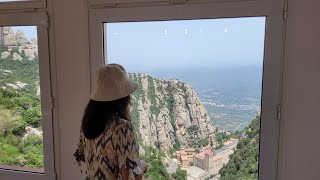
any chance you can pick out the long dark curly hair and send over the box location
[81,96,131,139]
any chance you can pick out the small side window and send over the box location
[0,13,54,180]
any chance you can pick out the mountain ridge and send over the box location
[129,73,216,153]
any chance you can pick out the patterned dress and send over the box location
[74,117,142,180]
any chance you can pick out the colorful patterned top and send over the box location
[74,117,142,180]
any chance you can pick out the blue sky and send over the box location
[11,26,37,40]
[106,17,266,71]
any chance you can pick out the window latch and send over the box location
[283,0,288,21]
[277,104,281,121]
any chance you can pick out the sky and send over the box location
[106,17,266,71]
[10,26,38,40]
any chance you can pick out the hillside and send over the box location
[128,73,216,153]
[219,116,260,180]
[0,27,43,168]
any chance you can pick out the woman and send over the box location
[74,64,148,180]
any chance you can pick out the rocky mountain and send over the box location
[129,73,216,153]
[0,27,38,61]
[0,27,39,95]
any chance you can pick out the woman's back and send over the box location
[74,64,147,180]
[74,116,141,180]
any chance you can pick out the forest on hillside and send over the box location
[219,116,260,180]
[0,44,43,168]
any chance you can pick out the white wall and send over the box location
[48,0,320,179]
[49,0,90,179]
[278,0,320,179]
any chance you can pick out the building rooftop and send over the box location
[181,151,187,155]
[204,149,214,156]
[223,138,238,145]
[195,154,205,160]
[186,166,209,180]
[185,148,195,152]
[181,156,188,161]
[213,154,223,161]
[216,139,238,154]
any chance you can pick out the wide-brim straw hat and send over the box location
[90,64,138,101]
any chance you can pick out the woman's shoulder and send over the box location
[115,117,134,131]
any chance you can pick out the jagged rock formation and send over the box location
[129,73,216,153]
[2,27,18,46]
[0,27,38,60]
[0,28,40,94]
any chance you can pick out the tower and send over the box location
[208,127,215,150]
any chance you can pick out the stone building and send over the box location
[175,148,196,168]
[215,138,238,166]
[194,149,215,175]
[193,138,239,176]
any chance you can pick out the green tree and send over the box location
[219,116,260,180]
[0,107,25,135]
[141,147,170,180]
[171,168,187,180]
[22,105,42,127]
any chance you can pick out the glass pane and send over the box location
[104,17,265,180]
[0,26,44,173]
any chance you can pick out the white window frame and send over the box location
[0,0,46,10]
[89,0,286,179]
[0,12,55,180]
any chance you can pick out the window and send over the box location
[0,13,54,180]
[89,1,285,179]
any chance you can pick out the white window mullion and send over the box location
[0,12,55,180]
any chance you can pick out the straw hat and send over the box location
[90,64,138,101]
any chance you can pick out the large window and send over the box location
[90,1,285,179]
[0,13,54,180]
[105,18,265,179]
